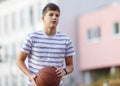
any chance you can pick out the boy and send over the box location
[16,3,75,86]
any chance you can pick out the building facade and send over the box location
[58,0,120,86]
[78,3,120,85]
[0,0,58,86]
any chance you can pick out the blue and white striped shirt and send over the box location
[21,30,75,86]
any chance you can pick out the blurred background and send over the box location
[1,0,120,86]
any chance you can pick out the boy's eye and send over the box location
[56,14,59,17]
[49,13,59,17]
[49,13,53,16]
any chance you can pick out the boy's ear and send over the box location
[42,16,44,21]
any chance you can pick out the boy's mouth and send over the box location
[51,21,57,24]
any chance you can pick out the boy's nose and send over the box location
[52,15,57,19]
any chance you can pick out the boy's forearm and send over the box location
[66,64,74,75]
[16,52,33,78]
[16,58,32,79]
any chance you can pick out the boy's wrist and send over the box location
[63,68,68,75]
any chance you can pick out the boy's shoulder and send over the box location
[57,31,68,36]
[56,31,71,39]
[28,30,43,37]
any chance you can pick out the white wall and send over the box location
[0,0,58,86]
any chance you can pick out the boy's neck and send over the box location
[44,27,56,36]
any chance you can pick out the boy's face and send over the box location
[42,10,60,29]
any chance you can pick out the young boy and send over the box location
[16,3,75,86]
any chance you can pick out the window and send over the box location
[12,12,16,31]
[37,2,42,21]
[29,6,34,25]
[91,68,110,81]
[5,76,8,86]
[114,22,119,34]
[21,74,25,86]
[87,29,92,40]
[4,45,8,62]
[4,15,8,33]
[87,27,101,42]
[0,17,1,33]
[0,45,2,62]
[0,0,6,2]
[12,75,17,86]
[95,27,101,38]
[20,9,24,28]
[12,43,16,60]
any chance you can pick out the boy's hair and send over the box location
[42,3,60,15]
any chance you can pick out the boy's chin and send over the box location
[50,25,57,29]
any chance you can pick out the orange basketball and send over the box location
[35,66,61,86]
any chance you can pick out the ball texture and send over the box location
[35,66,61,86]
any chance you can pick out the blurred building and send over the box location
[0,0,58,86]
[58,0,120,86]
[78,3,120,85]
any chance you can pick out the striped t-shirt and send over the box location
[21,30,75,86]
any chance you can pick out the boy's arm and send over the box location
[55,56,74,77]
[16,51,37,86]
[65,56,74,74]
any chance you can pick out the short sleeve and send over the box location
[21,34,32,54]
[65,38,75,57]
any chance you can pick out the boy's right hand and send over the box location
[30,75,37,86]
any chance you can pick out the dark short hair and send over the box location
[42,3,60,15]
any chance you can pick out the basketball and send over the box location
[35,66,61,86]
